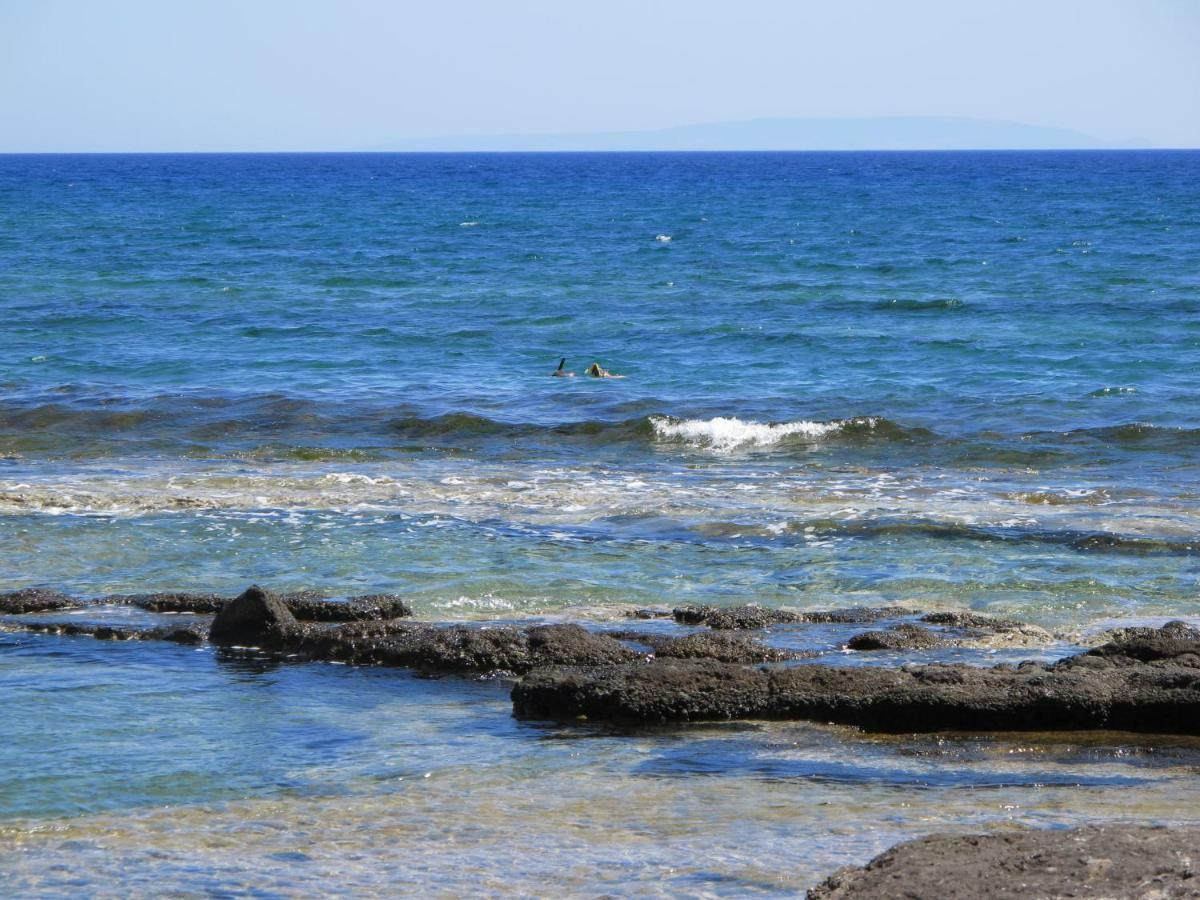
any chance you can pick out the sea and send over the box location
[0,151,1198,895]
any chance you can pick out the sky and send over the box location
[1,0,1198,152]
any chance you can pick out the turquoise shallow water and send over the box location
[1,151,1198,894]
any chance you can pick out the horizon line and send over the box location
[4,146,1198,156]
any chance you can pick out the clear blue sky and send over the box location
[2,0,1198,151]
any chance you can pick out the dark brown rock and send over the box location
[800,606,915,624]
[807,825,1200,899]
[655,631,797,663]
[920,611,1027,630]
[4,621,205,644]
[0,588,81,614]
[847,624,943,651]
[514,659,772,721]
[672,604,800,629]
[283,593,413,622]
[265,621,637,675]
[110,592,229,614]
[208,585,298,645]
[512,624,1200,734]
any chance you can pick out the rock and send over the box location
[109,592,229,614]
[1094,619,1200,649]
[512,624,1200,733]
[526,624,638,669]
[807,825,1200,899]
[208,585,298,645]
[3,621,205,644]
[624,607,671,620]
[143,624,207,644]
[514,659,772,722]
[108,589,413,621]
[673,604,800,629]
[0,588,81,614]
[282,593,413,622]
[655,632,797,663]
[256,621,638,675]
[920,611,1026,630]
[919,610,1053,644]
[800,606,915,624]
[847,624,943,651]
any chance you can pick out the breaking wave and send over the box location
[647,415,914,451]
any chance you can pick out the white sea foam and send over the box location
[655,234,672,242]
[649,415,871,451]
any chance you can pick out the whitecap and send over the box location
[649,415,873,452]
[654,234,672,242]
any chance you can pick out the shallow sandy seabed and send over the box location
[4,728,1200,897]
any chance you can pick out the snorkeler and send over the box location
[585,361,625,379]
[551,357,575,377]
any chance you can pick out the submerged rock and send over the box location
[0,588,81,614]
[209,585,298,645]
[799,606,914,624]
[920,610,1053,645]
[512,624,1200,734]
[807,825,1200,899]
[6,621,205,644]
[847,624,943,651]
[920,611,1025,630]
[110,589,413,622]
[111,592,229,614]
[672,604,800,629]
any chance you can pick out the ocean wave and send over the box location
[648,415,916,451]
[1,392,1196,461]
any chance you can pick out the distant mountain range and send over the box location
[374,116,1137,152]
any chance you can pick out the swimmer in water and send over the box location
[551,357,575,377]
[585,361,625,379]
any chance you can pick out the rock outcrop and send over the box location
[512,624,1200,735]
[807,825,1200,899]
[847,624,943,651]
[0,588,81,614]
[208,585,298,645]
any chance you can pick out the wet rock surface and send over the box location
[0,588,81,614]
[654,631,800,663]
[799,606,915,624]
[847,624,944,651]
[673,604,800,629]
[105,590,413,621]
[282,593,413,622]
[512,624,1200,734]
[109,592,229,614]
[920,610,1054,644]
[807,824,1200,899]
[273,621,640,675]
[5,621,206,644]
[209,586,298,645]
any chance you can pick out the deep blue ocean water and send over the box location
[1,151,1198,894]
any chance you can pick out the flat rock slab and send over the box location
[0,588,81,614]
[808,825,1200,899]
[512,624,1200,735]
[105,590,413,621]
[4,621,205,644]
[847,624,944,651]
[272,621,640,675]
[672,604,919,629]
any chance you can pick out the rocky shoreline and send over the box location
[807,825,1200,899]
[5,586,1200,895]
